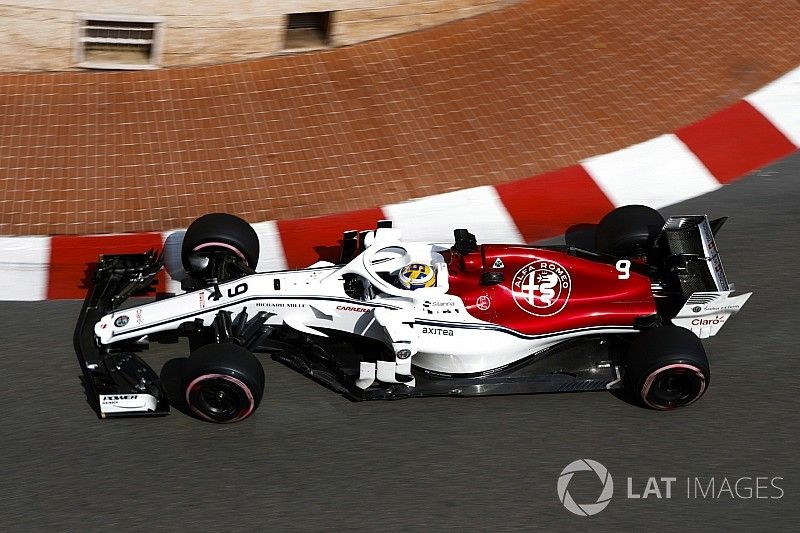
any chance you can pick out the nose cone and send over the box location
[95,315,114,344]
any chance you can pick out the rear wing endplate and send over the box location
[662,215,752,338]
[662,215,729,293]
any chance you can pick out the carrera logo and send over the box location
[336,305,370,313]
[421,327,453,336]
[512,260,571,316]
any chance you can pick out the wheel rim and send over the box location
[186,373,255,423]
[641,363,706,410]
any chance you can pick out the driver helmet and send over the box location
[398,263,436,290]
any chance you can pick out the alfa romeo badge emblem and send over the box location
[512,260,572,316]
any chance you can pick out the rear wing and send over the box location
[661,215,752,338]
[661,215,729,295]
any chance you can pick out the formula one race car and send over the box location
[74,205,751,423]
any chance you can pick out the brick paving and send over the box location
[0,0,798,235]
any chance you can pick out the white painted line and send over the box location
[582,134,721,209]
[382,185,524,244]
[745,66,800,148]
[0,237,51,301]
[252,220,289,272]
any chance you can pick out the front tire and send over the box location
[183,343,265,423]
[625,325,710,410]
[181,213,260,276]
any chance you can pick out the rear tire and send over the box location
[625,325,709,410]
[181,213,260,274]
[183,343,265,423]
[595,205,664,256]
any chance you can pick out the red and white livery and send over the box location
[75,205,751,423]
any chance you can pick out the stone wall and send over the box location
[0,0,516,71]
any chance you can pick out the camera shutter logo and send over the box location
[557,459,614,516]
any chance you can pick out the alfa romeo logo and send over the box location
[557,459,614,516]
[512,260,571,316]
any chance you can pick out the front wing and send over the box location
[74,253,169,418]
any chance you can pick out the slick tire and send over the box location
[595,205,664,257]
[625,325,710,410]
[183,343,265,423]
[181,213,260,273]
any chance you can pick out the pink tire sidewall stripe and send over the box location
[192,242,248,263]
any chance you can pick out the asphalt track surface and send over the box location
[2,154,799,531]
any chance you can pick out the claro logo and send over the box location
[691,315,725,326]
